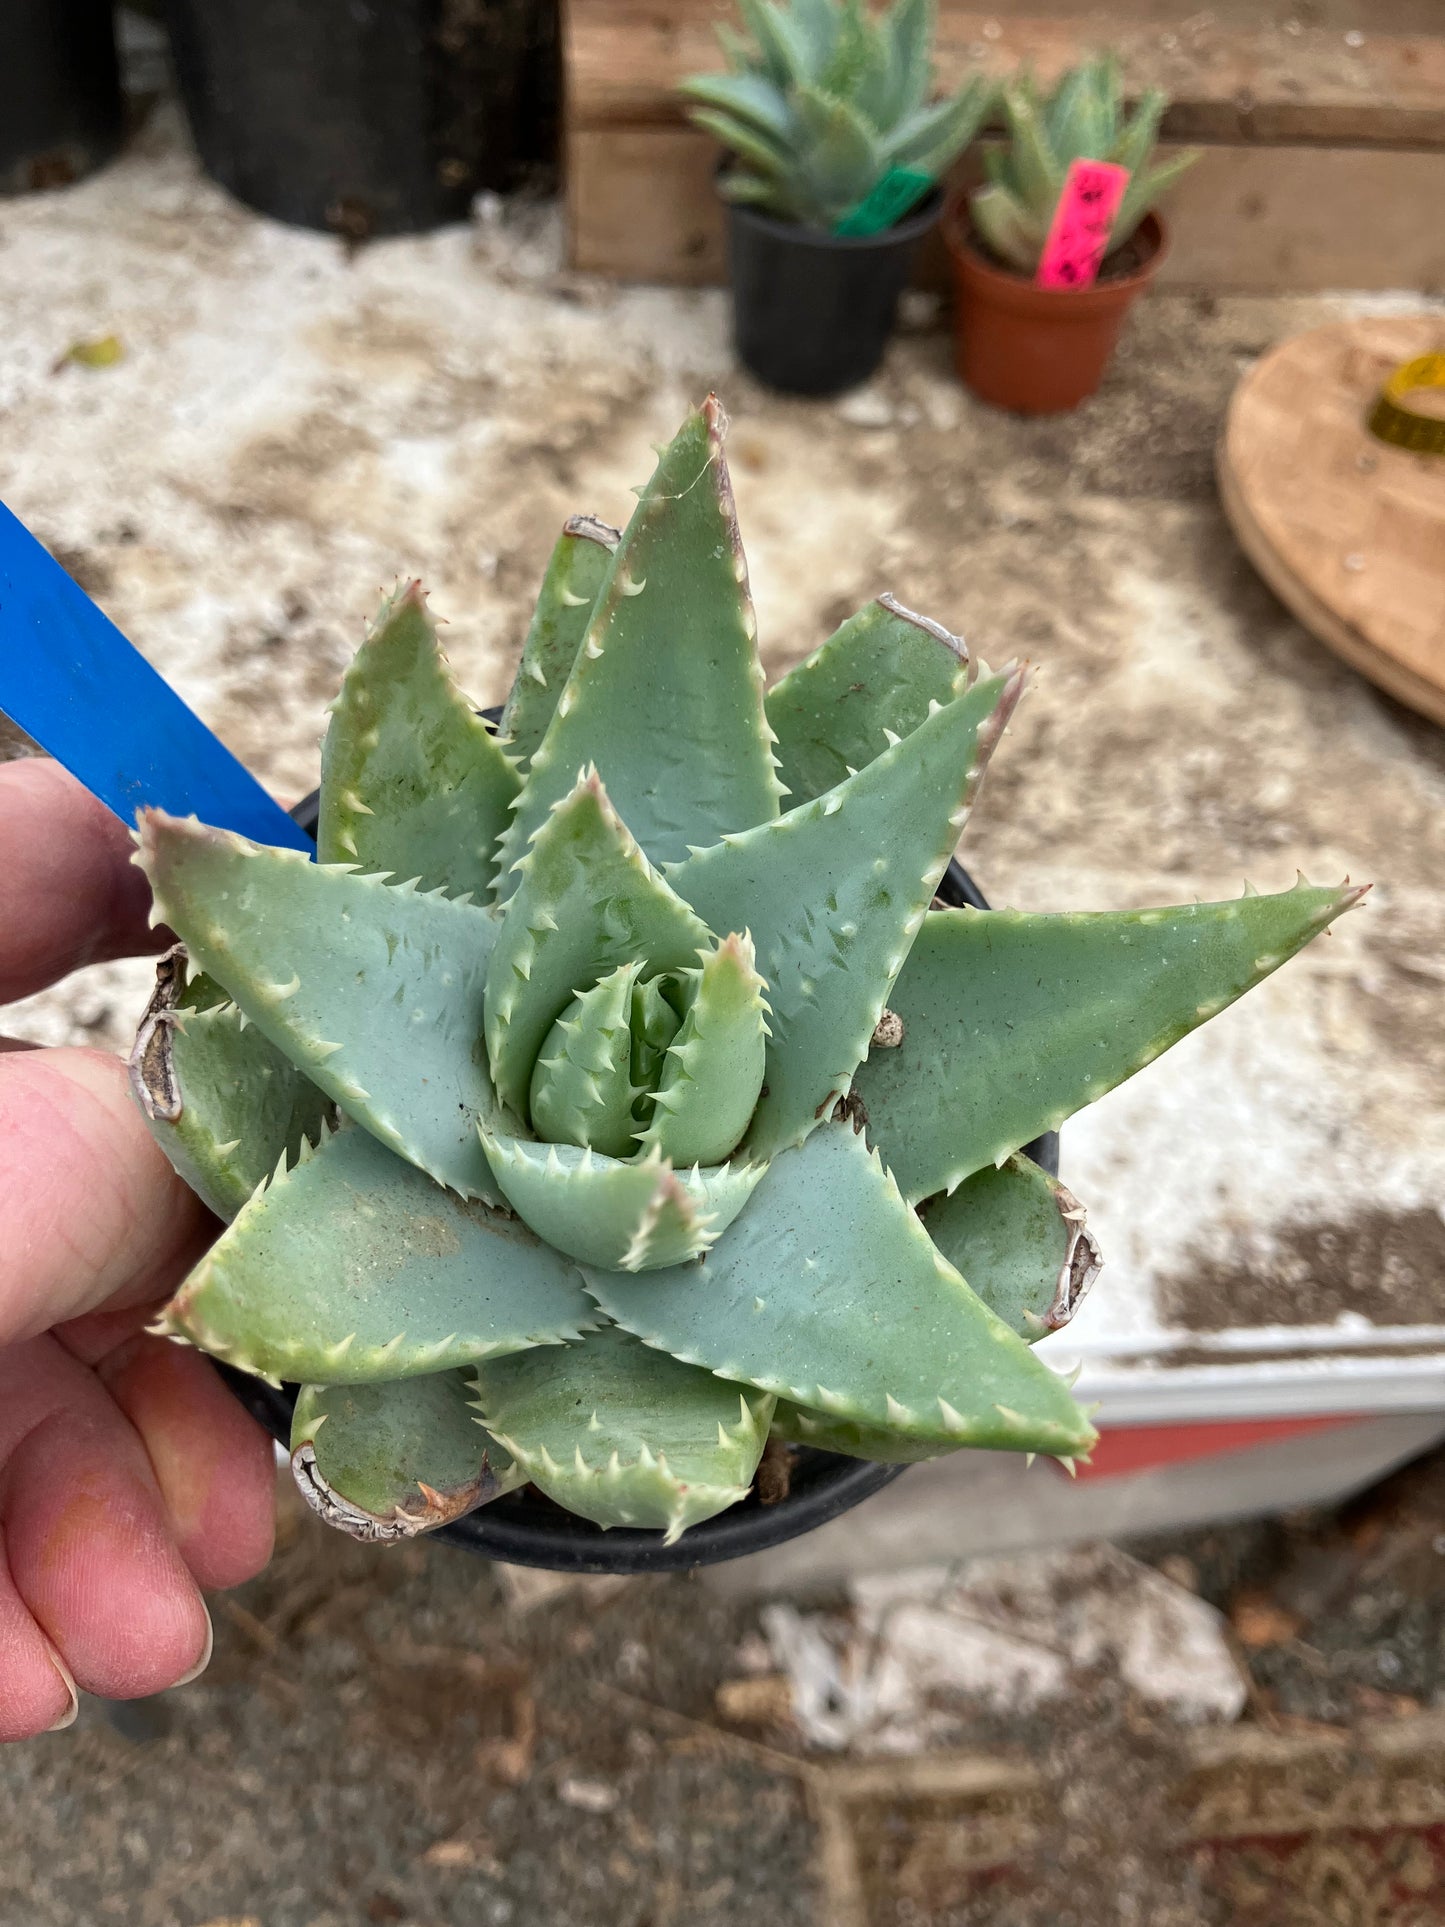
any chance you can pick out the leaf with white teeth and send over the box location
[494,398,781,890]
[665,669,1024,1161]
[478,1120,764,1271]
[586,1119,1096,1456]
[485,770,715,1120]
[774,1158,1100,1457]
[768,1403,962,1463]
[529,960,645,1159]
[291,1371,525,1542]
[129,946,334,1220]
[854,883,1370,1204]
[765,593,973,805]
[636,933,769,1167]
[135,811,502,1197]
[319,579,519,897]
[471,1325,773,1541]
[921,1155,1102,1340]
[156,1123,599,1384]
[500,515,620,764]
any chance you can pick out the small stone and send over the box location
[558,1775,619,1813]
[871,1009,905,1049]
[1229,1592,1302,1649]
[837,387,894,429]
[715,1673,795,1728]
[1344,28,1364,46]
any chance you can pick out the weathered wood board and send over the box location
[1219,316,1445,726]
[564,0,1445,292]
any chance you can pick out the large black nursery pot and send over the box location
[0,0,123,195]
[212,747,1059,1573]
[163,0,559,238]
[726,188,942,398]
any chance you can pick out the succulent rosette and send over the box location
[129,399,1363,1543]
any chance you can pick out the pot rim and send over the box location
[721,179,944,253]
[942,197,1168,303]
[207,735,1059,1573]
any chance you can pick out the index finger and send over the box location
[0,758,161,1003]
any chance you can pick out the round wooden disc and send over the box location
[1218,316,1445,726]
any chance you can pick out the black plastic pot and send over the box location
[213,752,1058,1572]
[163,0,559,238]
[0,0,123,195]
[726,188,941,398]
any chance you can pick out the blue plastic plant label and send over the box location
[0,500,313,852]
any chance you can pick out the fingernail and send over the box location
[44,1647,79,1733]
[172,1601,213,1687]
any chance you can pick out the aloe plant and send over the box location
[681,0,992,230]
[129,398,1364,1545]
[971,54,1200,274]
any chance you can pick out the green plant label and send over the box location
[833,167,934,238]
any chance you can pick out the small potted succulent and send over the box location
[943,55,1200,414]
[128,399,1362,1572]
[1,0,122,194]
[680,0,993,395]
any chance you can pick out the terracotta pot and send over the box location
[943,202,1167,415]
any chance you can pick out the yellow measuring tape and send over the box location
[1368,352,1445,455]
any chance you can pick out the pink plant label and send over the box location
[1035,160,1131,290]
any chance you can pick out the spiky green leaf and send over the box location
[765,593,972,804]
[136,812,501,1197]
[920,1154,1100,1340]
[969,183,1044,272]
[637,933,769,1167]
[477,1125,765,1272]
[500,517,619,766]
[496,399,781,888]
[769,1402,954,1462]
[855,884,1369,1205]
[588,1119,1096,1456]
[792,83,883,217]
[471,1325,773,1542]
[529,960,644,1159]
[318,582,518,898]
[881,78,993,179]
[129,947,334,1221]
[156,1123,598,1384]
[667,668,1023,1159]
[290,1371,523,1541]
[678,71,797,145]
[485,771,715,1120]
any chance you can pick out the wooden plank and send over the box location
[566,0,1445,149]
[568,127,1445,294]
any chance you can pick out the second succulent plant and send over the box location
[971,53,1200,273]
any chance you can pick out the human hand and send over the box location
[0,758,275,1740]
